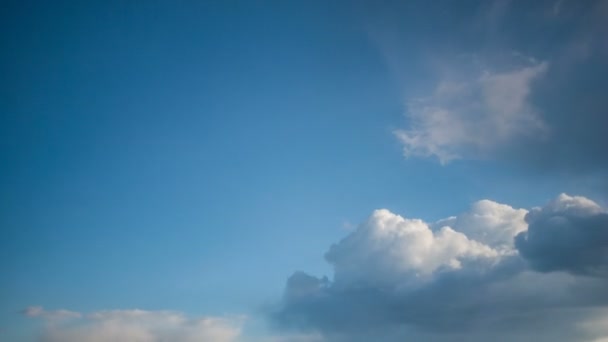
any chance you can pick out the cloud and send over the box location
[24,307,243,342]
[516,193,608,276]
[21,306,81,321]
[579,310,608,342]
[379,0,608,184]
[325,208,500,288]
[258,332,325,342]
[434,199,528,252]
[271,194,608,341]
[394,61,548,164]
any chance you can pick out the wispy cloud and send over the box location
[394,60,548,163]
[21,306,81,321]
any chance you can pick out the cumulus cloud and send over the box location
[325,208,500,288]
[434,199,528,252]
[394,61,548,163]
[271,194,608,341]
[516,193,608,276]
[24,307,243,342]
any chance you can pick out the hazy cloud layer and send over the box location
[434,199,528,252]
[272,194,608,341]
[22,306,82,321]
[24,307,243,342]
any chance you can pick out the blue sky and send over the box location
[2,1,608,341]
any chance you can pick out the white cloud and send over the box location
[394,61,548,163]
[25,307,243,342]
[325,208,500,288]
[434,199,528,253]
[325,199,528,289]
[535,193,604,216]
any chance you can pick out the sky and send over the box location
[1,0,607,341]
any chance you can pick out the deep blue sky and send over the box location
[2,1,607,341]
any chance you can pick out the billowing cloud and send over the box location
[325,208,501,288]
[434,199,528,252]
[271,194,608,341]
[394,61,548,163]
[25,307,243,342]
[516,193,608,276]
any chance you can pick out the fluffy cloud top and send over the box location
[272,194,608,341]
[394,61,547,163]
[25,307,242,342]
[325,208,500,288]
[434,199,528,252]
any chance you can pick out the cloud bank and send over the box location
[271,194,608,341]
[24,307,243,342]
